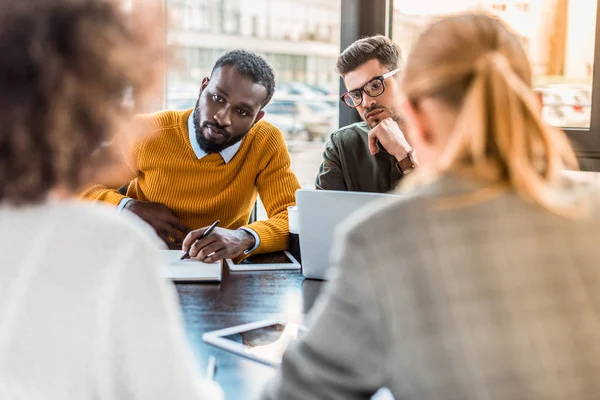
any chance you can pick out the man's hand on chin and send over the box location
[367,117,412,162]
[181,227,256,263]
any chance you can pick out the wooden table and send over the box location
[175,266,324,399]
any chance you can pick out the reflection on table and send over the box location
[175,264,324,400]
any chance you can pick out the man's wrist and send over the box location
[238,228,257,251]
[395,150,417,175]
[393,146,412,163]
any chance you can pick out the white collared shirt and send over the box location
[186,112,241,163]
[116,111,260,253]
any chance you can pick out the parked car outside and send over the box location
[535,84,591,128]
[264,94,337,141]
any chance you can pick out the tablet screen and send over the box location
[226,251,300,272]
[220,322,300,364]
[236,251,294,265]
[222,323,286,344]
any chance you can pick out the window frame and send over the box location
[565,0,600,161]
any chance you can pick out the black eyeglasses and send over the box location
[340,68,400,108]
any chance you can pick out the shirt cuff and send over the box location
[116,197,133,214]
[239,227,260,254]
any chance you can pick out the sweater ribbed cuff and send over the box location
[79,184,128,207]
[243,220,289,255]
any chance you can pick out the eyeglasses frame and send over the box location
[340,68,401,108]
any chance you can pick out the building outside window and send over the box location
[221,0,241,35]
[393,0,597,129]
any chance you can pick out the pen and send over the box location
[180,219,220,260]
[206,355,217,381]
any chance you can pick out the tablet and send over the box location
[202,319,305,367]
[225,250,300,271]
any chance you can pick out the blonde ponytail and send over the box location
[402,13,581,216]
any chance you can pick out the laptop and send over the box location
[296,189,397,280]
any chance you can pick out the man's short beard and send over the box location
[193,107,244,154]
[363,105,403,128]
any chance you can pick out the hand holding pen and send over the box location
[181,220,256,262]
[180,220,220,260]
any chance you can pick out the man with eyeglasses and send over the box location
[315,35,416,193]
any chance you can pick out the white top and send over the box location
[0,201,223,400]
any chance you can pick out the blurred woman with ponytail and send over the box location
[400,13,580,215]
[262,13,600,400]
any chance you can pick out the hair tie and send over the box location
[475,51,511,74]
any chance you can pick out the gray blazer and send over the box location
[261,174,600,400]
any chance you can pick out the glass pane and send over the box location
[393,0,597,129]
[166,0,341,194]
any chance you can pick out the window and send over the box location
[221,0,241,35]
[517,2,530,13]
[393,0,597,130]
[166,0,342,191]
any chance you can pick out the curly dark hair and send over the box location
[0,0,156,205]
[211,49,276,107]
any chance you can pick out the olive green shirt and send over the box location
[315,122,403,193]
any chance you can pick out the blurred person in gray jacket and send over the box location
[262,13,600,400]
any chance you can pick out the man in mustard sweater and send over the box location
[82,50,301,262]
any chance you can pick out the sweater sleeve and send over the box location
[315,132,347,191]
[243,124,301,254]
[79,115,148,206]
[80,184,130,206]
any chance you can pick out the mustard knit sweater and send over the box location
[81,109,301,254]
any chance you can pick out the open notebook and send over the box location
[161,250,222,282]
